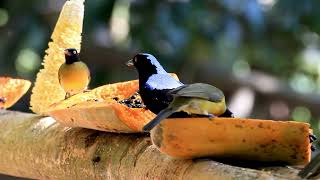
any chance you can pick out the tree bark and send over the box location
[0,110,302,179]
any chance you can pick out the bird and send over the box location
[126,53,184,114]
[298,135,319,178]
[142,83,227,131]
[58,48,90,99]
[127,53,233,118]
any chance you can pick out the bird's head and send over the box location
[126,53,167,76]
[64,48,79,64]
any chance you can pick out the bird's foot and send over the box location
[65,93,71,99]
[310,134,317,151]
[189,114,215,120]
[207,114,215,120]
[310,134,317,143]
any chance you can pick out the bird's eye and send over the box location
[73,50,76,54]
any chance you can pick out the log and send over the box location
[0,110,303,179]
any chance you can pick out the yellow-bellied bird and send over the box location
[143,83,227,131]
[58,48,90,99]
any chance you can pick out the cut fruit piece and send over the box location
[47,80,155,132]
[150,118,311,165]
[48,101,154,133]
[48,80,139,111]
[30,0,85,115]
[0,77,31,108]
[47,74,178,132]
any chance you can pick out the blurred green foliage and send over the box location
[1,0,320,135]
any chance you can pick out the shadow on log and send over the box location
[0,110,303,179]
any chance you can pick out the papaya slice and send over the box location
[0,77,31,108]
[46,73,178,132]
[150,118,311,165]
[47,80,155,132]
[30,0,85,115]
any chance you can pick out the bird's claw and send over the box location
[310,134,317,143]
[65,93,71,99]
[309,134,317,151]
[207,114,215,120]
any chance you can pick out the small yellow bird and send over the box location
[143,83,227,131]
[58,48,90,99]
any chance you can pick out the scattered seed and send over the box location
[130,95,136,99]
[125,99,131,103]
[116,92,146,108]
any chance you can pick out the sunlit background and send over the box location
[1,0,320,136]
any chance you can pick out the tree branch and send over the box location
[0,110,304,179]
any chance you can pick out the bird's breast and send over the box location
[58,62,90,94]
[179,98,226,116]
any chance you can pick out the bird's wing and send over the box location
[58,65,64,84]
[146,74,183,90]
[143,107,177,131]
[168,83,224,102]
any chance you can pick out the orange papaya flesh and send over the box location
[0,77,31,108]
[150,117,311,165]
[47,80,155,132]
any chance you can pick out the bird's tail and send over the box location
[219,108,234,118]
[298,152,320,178]
[143,107,176,131]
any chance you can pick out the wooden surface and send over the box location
[0,110,305,179]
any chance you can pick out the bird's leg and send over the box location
[65,92,71,99]
[83,85,91,93]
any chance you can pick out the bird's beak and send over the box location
[64,50,70,56]
[126,59,134,67]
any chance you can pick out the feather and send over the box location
[169,83,224,102]
[143,107,177,131]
